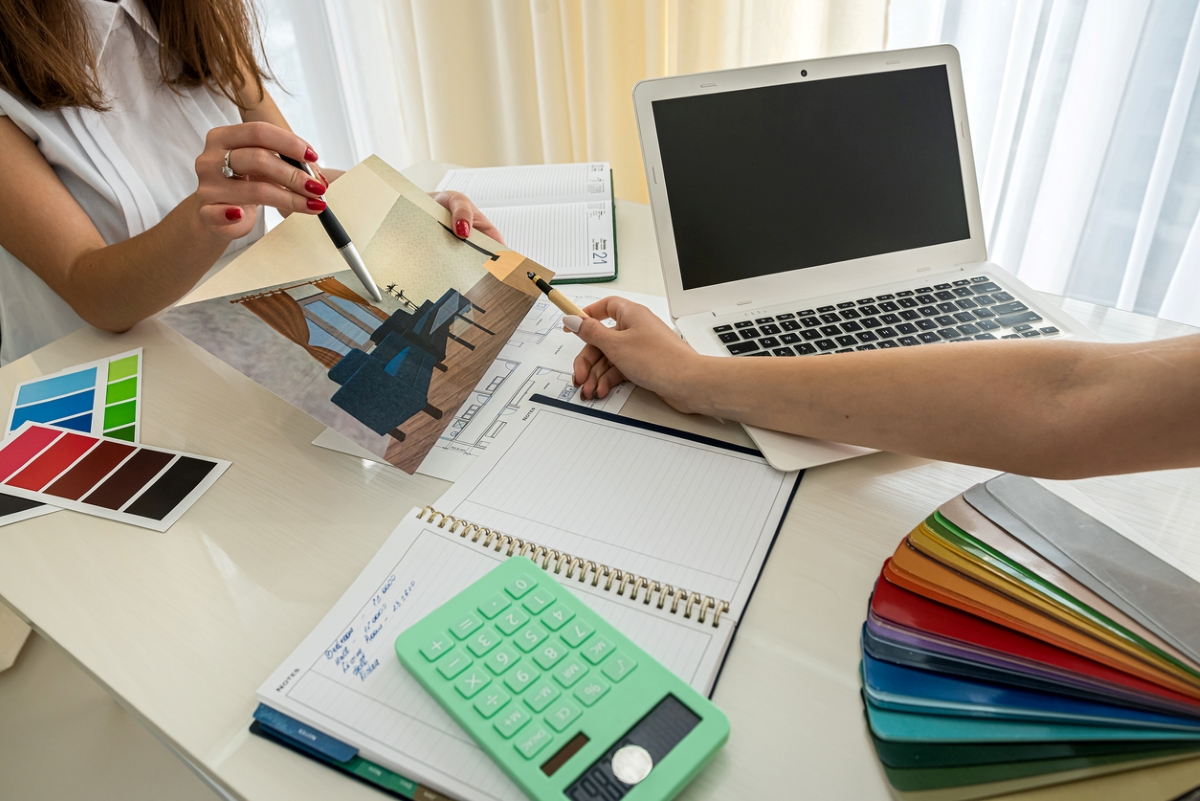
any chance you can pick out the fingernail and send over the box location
[562,315,582,332]
[224,207,243,221]
[305,179,326,195]
[455,219,470,238]
[304,146,318,162]
[307,198,327,211]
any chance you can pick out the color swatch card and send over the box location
[7,349,142,441]
[0,423,229,532]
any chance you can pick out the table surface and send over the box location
[2,161,1200,801]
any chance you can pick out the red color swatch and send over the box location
[44,440,137,500]
[0,426,61,481]
[5,432,95,491]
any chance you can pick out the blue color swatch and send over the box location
[11,389,96,429]
[14,367,97,406]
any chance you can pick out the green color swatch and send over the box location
[107,355,139,382]
[105,425,136,442]
[105,376,137,405]
[103,400,137,430]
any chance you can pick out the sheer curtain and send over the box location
[256,0,887,204]
[889,0,1200,325]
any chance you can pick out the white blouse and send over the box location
[0,0,262,365]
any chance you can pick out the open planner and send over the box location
[436,163,616,283]
[257,397,800,801]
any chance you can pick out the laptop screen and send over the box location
[652,64,971,291]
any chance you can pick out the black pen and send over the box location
[280,155,383,302]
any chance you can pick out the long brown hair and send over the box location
[0,0,269,112]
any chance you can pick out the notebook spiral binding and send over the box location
[418,506,730,628]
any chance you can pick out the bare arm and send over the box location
[568,298,1200,479]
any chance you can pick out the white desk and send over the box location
[1,161,1199,801]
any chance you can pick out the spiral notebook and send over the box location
[256,396,800,801]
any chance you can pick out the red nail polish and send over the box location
[307,198,327,211]
[305,179,326,195]
[224,207,242,221]
[304,146,318,162]
[455,219,470,237]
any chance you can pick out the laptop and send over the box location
[632,45,1095,472]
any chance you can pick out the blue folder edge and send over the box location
[527,394,805,699]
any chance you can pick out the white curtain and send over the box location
[889,0,1200,326]
[256,0,887,204]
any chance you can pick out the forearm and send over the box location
[685,337,1200,478]
[64,194,228,331]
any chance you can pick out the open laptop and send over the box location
[632,45,1095,472]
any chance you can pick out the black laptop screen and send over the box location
[651,64,972,291]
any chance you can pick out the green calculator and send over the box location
[394,557,729,801]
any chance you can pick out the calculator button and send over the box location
[467,626,502,657]
[455,669,491,699]
[573,678,610,707]
[450,612,484,640]
[420,634,453,661]
[544,698,583,732]
[601,651,638,683]
[522,587,555,614]
[560,619,594,648]
[504,572,538,599]
[514,622,549,652]
[472,688,510,719]
[523,679,562,712]
[477,592,511,619]
[552,656,589,688]
[515,725,554,759]
[540,605,575,631]
[436,650,473,680]
[494,706,531,739]
[494,608,530,635]
[581,635,614,665]
[533,641,568,670]
[484,643,520,675]
[504,665,539,694]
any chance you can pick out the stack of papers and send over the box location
[861,475,1200,800]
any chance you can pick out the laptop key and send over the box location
[977,320,1000,331]
[817,305,835,312]
[759,336,781,348]
[897,323,918,334]
[835,335,857,347]
[820,325,841,336]
[992,291,1015,302]
[796,343,817,355]
[956,298,978,309]
[797,309,815,316]
[773,347,795,356]
[957,323,981,335]
[1002,334,1021,339]
[820,313,840,324]
[876,294,895,300]
[835,348,854,353]
[861,317,882,328]
[937,328,958,340]
[952,279,971,286]
[836,301,856,309]
[859,305,880,315]
[840,308,861,319]
[740,328,760,339]
[918,332,941,343]
[857,331,878,343]
[971,276,989,283]
[899,309,921,321]
[1040,326,1061,335]
[918,306,939,317]
[916,294,937,305]
[856,344,877,350]
[953,311,976,323]
[713,324,732,333]
[1013,324,1033,332]
[915,287,933,293]
[877,301,899,312]
[898,297,919,308]
[934,290,955,301]
[877,327,898,339]
[880,313,901,324]
[974,333,998,340]
[973,294,996,305]
[916,319,938,331]
[816,339,837,351]
[759,323,781,335]
[877,339,900,348]
[973,282,1002,293]
[991,301,1028,316]
[781,320,801,331]
[734,320,755,328]
[934,283,952,290]
[899,336,920,346]
[718,332,740,343]
[781,332,801,344]
[896,290,915,297]
[748,351,771,356]
[952,286,974,297]
[974,307,996,318]
[996,311,1043,328]
[776,313,795,320]
[1021,330,1042,338]
[934,315,956,327]
[800,316,821,327]
[800,329,822,341]
[726,341,760,355]
[937,302,958,314]
[841,321,863,332]
[755,317,774,324]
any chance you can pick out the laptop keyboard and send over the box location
[712,276,1061,357]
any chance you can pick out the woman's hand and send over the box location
[566,297,708,412]
[192,121,329,240]
[431,190,505,244]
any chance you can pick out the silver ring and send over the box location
[222,150,245,179]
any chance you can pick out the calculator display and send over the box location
[564,695,700,800]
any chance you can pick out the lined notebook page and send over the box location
[435,400,799,618]
[436,163,610,207]
[258,512,725,801]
